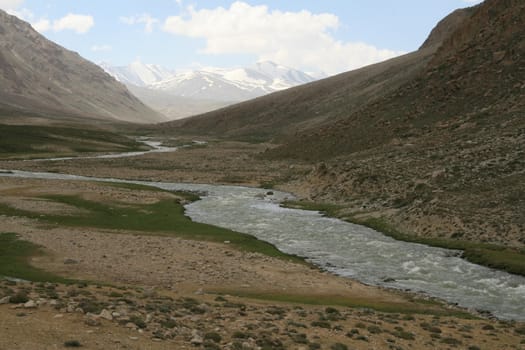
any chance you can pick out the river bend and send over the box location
[1,170,524,321]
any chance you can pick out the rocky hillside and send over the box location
[274,0,525,251]
[0,10,165,124]
[165,49,435,141]
[171,0,525,253]
[163,7,473,141]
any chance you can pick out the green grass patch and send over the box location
[217,291,475,318]
[358,217,525,277]
[281,200,345,217]
[0,195,304,264]
[0,124,147,159]
[0,232,72,283]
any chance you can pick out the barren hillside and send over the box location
[0,10,165,124]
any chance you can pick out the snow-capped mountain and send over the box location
[99,60,175,87]
[150,61,315,101]
[100,61,316,102]
[98,60,316,119]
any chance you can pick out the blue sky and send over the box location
[2,0,482,75]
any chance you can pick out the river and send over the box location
[1,169,525,321]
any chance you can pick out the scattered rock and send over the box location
[190,334,203,345]
[0,296,11,304]
[23,300,37,309]
[63,258,79,265]
[125,322,137,330]
[99,309,113,321]
[85,317,101,327]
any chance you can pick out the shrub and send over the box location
[367,325,382,334]
[311,320,331,329]
[204,332,222,343]
[9,291,29,304]
[64,340,82,347]
[330,343,348,350]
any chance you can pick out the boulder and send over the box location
[99,309,113,321]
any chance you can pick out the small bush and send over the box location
[204,332,222,343]
[392,330,415,340]
[9,291,29,304]
[514,327,525,335]
[129,315,146,329]
[291,333,308,344]
[64,340,82,347]
[330,343,348,350]
[311,320,331,329]
[367,325,382,334]
[203,341,221,350]
[232,331,250,339]
[441,337,462,346]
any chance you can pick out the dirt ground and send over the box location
[1,152,525,349]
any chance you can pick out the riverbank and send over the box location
[6,176,521,349]
[281,200,525,277]
[1,141,525,348]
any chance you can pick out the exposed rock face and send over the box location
[0,10,166,124]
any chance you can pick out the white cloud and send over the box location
[0,0,23,10]
[52,13,94,34]
[32,18,50,32]
[1,2,93,35]
[91,44,112,52]
[163,1,404,75]
[120,14,158,33]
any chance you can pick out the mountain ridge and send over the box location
[101,60,316,102]
[0,10,166,124]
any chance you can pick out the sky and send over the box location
[1,0,483,76]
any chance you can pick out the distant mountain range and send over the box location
[99,61,317,119]
[100,61,316,101]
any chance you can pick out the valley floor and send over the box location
[1,140,524,349]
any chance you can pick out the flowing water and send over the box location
[1,169,525,321]
[29,139,181,162]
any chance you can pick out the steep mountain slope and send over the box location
[165,49,436,140]
[270,0,524,252]
[169,1,524,257]
[273,0,522,159]
[165,10,476,140]
[164,8,472,139]
[0,10,165,124]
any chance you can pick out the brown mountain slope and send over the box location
[165,49,434,141]
[271,0,523,160]
[163,6,473,141]
[270,0,525,255]
[0,10,166,124]
[162,50,436,141]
